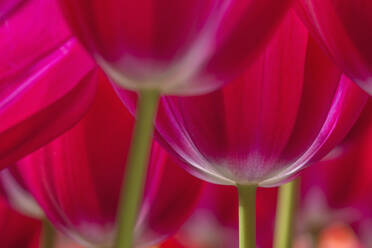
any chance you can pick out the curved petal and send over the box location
[0,0,97,168]
[0,39,97,169]
[299,107,372,238]
[296,0,372,94]
[1,0,70,79]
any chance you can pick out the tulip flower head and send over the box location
[12,74,203,248]
[297,0,372,95]
[58,0,294,95]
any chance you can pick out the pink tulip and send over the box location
[296,0,372,94]
[12,72,203,247]
[0,199,41,248]
[0,0,97,169]
[118,10,368,187]
[168,101,372,247]
[58,0,293,95]
[172,184,277,248]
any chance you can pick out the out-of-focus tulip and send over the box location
[12,73,203,248]
[0,0,97,169]
[0,199,41,248]
[318,223,362,248]
[160,238,188,248]
[296,0,372,94]
[58,0,293,95]
[118,10,368,187]
[0,165,43,218]
[167,184,277,248]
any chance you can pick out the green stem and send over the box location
[273,179,299,248]
[114,89,160,248]
[237,185,257,248]
[40,219,56,248]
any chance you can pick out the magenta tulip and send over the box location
[118,10,368,187]
[12,73,203,247]
[58,0,294,95]
[296,0,372,94]
[0,199,41,248]
[0,0,97,169]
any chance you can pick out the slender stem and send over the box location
[114,89,160,248]
[273,179,299,248]
[237,185,257,248]
[40,219,56,248]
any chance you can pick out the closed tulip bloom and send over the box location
[0,199,41,248]
[296,0,372,94]
[13,73,203,247]
[0,0,97,169]
[118,10,368,187]
[58,0,293,95]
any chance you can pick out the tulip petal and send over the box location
[0,0,97,169]
[296,0,372,94]
[0,39,97,169]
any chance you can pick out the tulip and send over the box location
[170,184,277,248]
[12,72,203,248]
[296,0,372,95]
[57,1,295,246]
[58,0,294,96]
[0,0,97,169]
[117,9,368,248]
[0,199,41,248]
[168,100,372,247]
[318,223,362,248]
